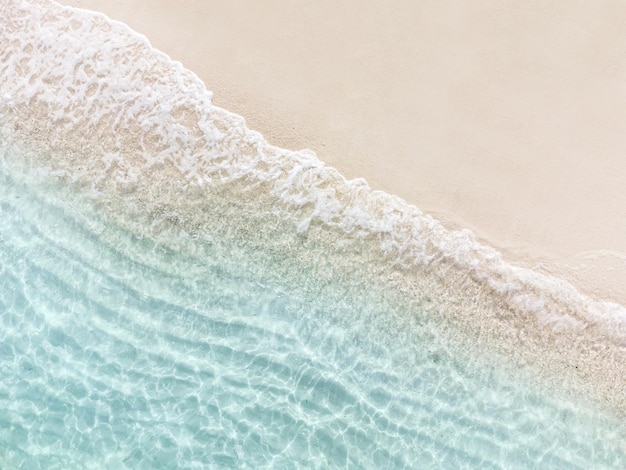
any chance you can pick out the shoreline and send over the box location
[2,2,625,465]
[59,0,626,306]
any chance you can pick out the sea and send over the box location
[1,1,625,468]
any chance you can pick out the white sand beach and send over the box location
[60,0,626,306]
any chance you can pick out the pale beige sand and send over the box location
[60,0,626,306]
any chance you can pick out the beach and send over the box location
[1,1,625,465]
[59,0,626,307]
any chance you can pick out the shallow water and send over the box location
[1,0,626,468]
[0,149,624,469]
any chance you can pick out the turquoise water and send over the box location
[1,0,626,468]
[0,152,624,469]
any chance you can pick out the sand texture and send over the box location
[58,0,626,305]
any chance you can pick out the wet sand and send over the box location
[59,0,626,306]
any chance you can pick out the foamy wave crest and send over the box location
[1,0,625,412]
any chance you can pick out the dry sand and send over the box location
[59,0,626,306]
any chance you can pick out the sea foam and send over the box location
[1,0,625,416]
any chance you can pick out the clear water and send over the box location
[0,152,624,469]
[1,1,625,468]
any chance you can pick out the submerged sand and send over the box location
[60,0,626,306]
